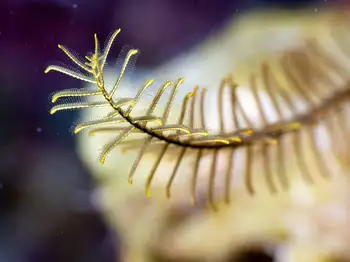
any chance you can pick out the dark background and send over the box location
[0,0,343,261]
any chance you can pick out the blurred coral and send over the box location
[77,6,350,262]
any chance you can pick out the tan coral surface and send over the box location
[78,8,350,262]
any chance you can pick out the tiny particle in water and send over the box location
[72,3,78,9]
[36,127,42,133]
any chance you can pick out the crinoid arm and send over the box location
[46,19,350,210]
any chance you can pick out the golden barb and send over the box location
[45,21,350,210]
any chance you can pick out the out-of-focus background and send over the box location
[0,0,348,262]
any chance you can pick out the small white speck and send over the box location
[236,9,239,12]
[36,127,42,133]
[314,8,318,12]
[72,3,78,9]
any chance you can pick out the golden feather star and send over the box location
[45,14,350,210]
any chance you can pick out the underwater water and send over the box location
[0,0,347,262]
